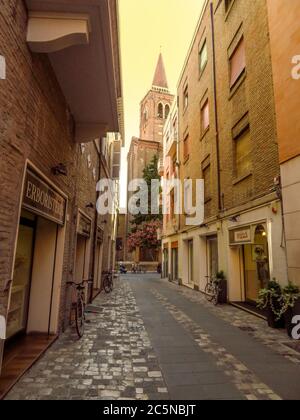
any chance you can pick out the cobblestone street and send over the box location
[6,275,300,400]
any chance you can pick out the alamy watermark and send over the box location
[292,316,300,340]
[292,55,300,80]
[96,178,204,226]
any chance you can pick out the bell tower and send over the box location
[139,53,174,143]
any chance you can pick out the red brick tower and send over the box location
[139,53,174,143]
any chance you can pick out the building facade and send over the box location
[162,0,288,305]
[126,54,174,268]
[267,0,300,288]
[0,0,123,383]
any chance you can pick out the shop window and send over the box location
[234,127,252,179]
[201,100,210,133]
[229,37,246,87]
[199,41,208,74]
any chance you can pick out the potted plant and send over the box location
[280,283,300,339]
[216,271,227,304]
[257,279,285,329]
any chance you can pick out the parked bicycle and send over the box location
[204,276,220,306]
[102,270,114,294]
[67,279,92,338]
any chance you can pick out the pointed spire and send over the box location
[152,53,169,90]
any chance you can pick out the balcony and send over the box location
[158,157,164,176]
[165,135,178,158]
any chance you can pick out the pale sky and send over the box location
[119,0,204,209]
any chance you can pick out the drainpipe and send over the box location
[210,2,222,212]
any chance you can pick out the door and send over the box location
[171,248,178,281]
[188,240,193,284]
[244,224,270,303]
[207,236,219,278]
[7,211,36,339]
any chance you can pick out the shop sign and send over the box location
[78,213,92,238]
[23,170,66,226]
[230,226,252,245]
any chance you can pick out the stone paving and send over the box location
[5,278,169,400]
[5,274,300,400]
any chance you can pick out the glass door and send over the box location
[244,224,270,303]
[7,210,36,339]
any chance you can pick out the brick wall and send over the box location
[177,0,279,229]
[0,1,103,331]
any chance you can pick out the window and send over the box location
[225,0,233,12]
[170,190,175,220]
[234,128,252,178]
[173,118,178,140]
[165,104,170,119]
[229,37,246,87]
[199,41,208,74]
[183,85,189,110]
[201,100,210,133]
[183,134,190,161]
[158,103,164,119]
[203,164,211,202]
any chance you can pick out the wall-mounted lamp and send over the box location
[229,215,240,223]
[86,203,94,209]
[51,163,68,176]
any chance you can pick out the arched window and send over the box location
[158,103,164,119]
[165,104,170,119]
[143,107,148,122]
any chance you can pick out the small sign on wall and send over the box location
[0,315,6,340]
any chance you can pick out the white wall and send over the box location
[281,156,300,286]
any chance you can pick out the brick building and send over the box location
[0,0,122,388]
[267,0,300,288]
[126,54,174,267]
[162,0,288,306]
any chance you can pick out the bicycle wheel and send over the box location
[110,277,114,292]
[103,275,111,294]
[212,285,219,306]
[75,297,85,338]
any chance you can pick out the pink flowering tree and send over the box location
[127,220,162,261]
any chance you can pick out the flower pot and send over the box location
[266,304,285,329]
[217,279,227,304]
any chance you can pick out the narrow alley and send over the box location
[5,275,300,401]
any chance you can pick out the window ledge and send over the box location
[229,70,247,100]
[233,171,252,186]
[200,127,210,141]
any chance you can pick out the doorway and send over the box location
[7,210,36,339]
[171,247,178,281]
[188,240,193,284]
[243,224,270,303]
[207,235,219,278]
